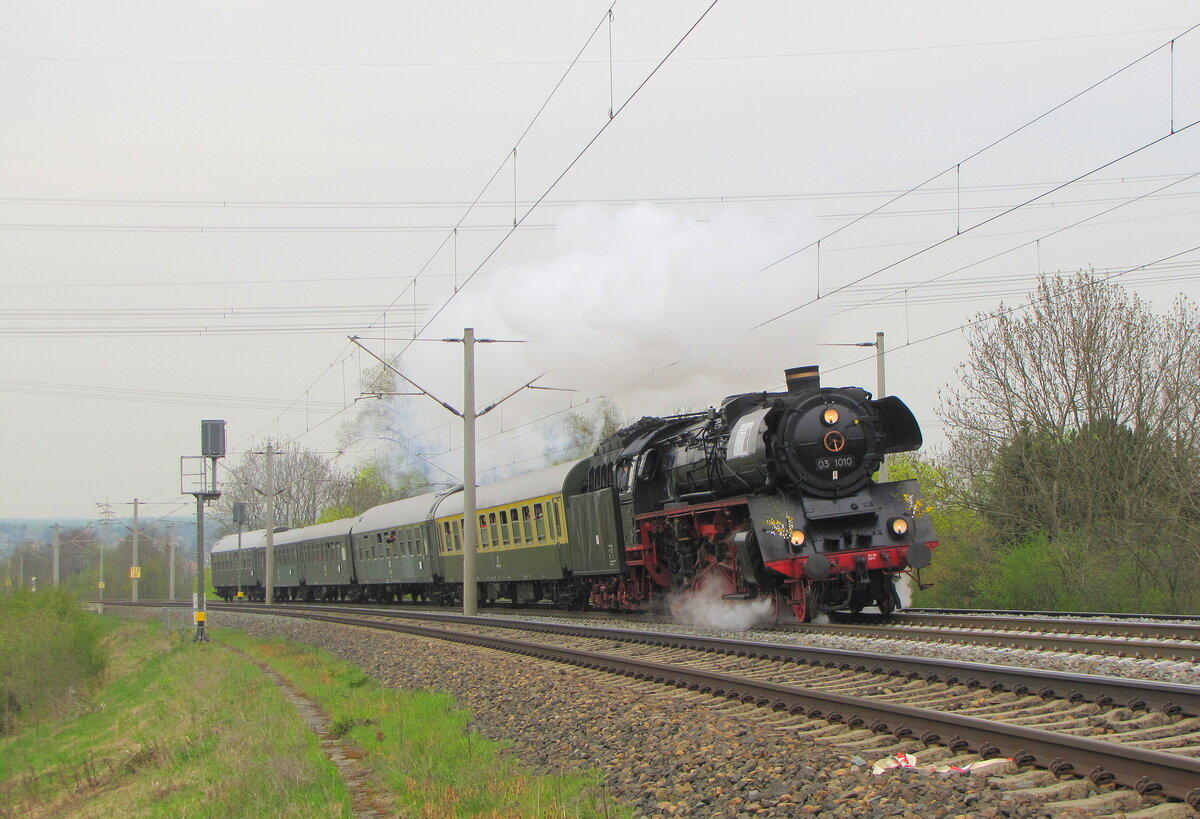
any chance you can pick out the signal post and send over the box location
[183,420,225,642]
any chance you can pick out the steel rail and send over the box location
[907,607,1200,624]
[840,611,1200,643]
[804,621,1200,662]
[205,601,1200,717]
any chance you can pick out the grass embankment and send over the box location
[0,589,106,734]
[1,607,626,818]
[1,615,349,817]
[218,629,626,818]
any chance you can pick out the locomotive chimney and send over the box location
[785,365,820,393]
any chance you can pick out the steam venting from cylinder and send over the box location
[785,365,821,394]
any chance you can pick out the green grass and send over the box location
[217,629,630,819]
[0,617,350,818]
[1,613,628,818]
[0,588,107,734]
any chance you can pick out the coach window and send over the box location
[442,521,452,553]
[499,510,511,546]
[521,506,533,543]
[509,508,522,545]
[552,499,564,542]
[478,514,489,549]
[506,508,519,545]
[533,503,547,542]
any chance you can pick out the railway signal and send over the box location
[182,419,225,642]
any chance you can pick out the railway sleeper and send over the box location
[1045,789,1144,815]
[1099,706,1180,734]
[1125,732,1200,751]
[816,728,876,744]
[999,778,1092,803]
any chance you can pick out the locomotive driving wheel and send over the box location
[790,582,815,623]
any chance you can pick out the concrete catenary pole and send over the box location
[462,327,478,616]
[168,523,176,602]
[875,332,888,483]
[131,498,140,602]
[265,443,276,605]
[51,524,60,587]
[194,493,207,640]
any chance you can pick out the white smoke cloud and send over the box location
[388,203,821,482]
[667,574,776,631]
[432,202,822,417]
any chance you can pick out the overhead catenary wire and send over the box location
[821,242,1200,382]
[227,1,628,458]
[745,21,1200,285]
[403,0,723,342]
[1,25,1180,68]
[750,117,1200,331]
[10,184,1200,233]
[2,170,1191,210]
[832,168,1200,316]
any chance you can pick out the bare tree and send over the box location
[214,436,348,531]
[938,272,1200,611]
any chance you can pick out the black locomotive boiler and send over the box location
[212,366,935,622]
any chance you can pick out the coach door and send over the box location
[566,488,623,575]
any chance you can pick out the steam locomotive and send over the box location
[212,366,935,621]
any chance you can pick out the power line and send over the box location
[3,171,1188,209]
[1,25,1178,68]
[405,0,723,341]
[7,185,1200,233]
[0,378,344,412]
[232,2,626,456]
[746,21,1200,284]
[832,169,1200,316]
[751,118,1200,330]
[823,244,1200,380]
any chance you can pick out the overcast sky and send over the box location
[3,1,1198,522]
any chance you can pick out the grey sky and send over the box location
[2,1,1198,520]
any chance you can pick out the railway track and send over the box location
[211,599,1200,661]
[110,600,1200,808]
[811,613,1200,662]
[184,598,1200,662]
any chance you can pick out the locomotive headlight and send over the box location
[821,407,840,425]
[790,529,806,548]
[887,517,910,537]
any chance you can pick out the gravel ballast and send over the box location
[188,609,1176,818]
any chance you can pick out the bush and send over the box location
[0,588,106,733]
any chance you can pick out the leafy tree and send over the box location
[556,397,626,460]
[938,272,1200,612]
[334,358,448,507]
[888,453,992,608]
[316,460,431,522]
